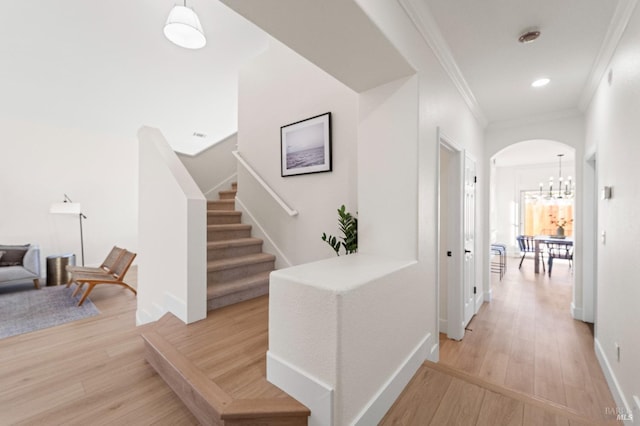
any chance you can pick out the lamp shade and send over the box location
[50,202,82,215]
[164,5,206,49]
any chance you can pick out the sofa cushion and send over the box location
[0,244,30,267]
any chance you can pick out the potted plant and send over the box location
[549,215,572,238]
[321,205,358,256]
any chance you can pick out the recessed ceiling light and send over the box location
[532,78,550,88]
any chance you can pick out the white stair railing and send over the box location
[232,150,298,217]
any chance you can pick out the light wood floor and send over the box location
[0,260,620,425]
[382,256,621,425]
[0,267,199,425]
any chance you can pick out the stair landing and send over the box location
[142,295,309,426]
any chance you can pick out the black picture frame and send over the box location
[281,112,332,177]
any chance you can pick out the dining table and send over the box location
[533,236,574,274]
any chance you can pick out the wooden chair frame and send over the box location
[65,246,125,285]
[68,250,137,306]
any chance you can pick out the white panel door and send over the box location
[463,152,476,327]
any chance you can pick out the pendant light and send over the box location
[538,154,574,199]
[164,1,206,50]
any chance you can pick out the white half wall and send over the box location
[268,255,428,426]
[137,127,206,325]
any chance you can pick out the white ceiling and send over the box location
[422,0,623,124]
[0,0,268,155]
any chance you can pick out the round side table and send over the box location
[46,253,76,286]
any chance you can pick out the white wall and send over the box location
[585,3,640,417]
[178,133,238,199]
[137,127,206,325]
[237,39,359,266]
[0,118,137,273]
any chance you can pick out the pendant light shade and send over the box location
[164,4,206,49]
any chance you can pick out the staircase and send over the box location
[206,182,275,311]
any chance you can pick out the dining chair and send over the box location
[547,241,573,277]
[516,235,545,272]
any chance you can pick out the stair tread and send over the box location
[207,210,241,216]
[207,223,252,230]
[207,199,234,204]
[207,238,263,249]
[208,253,275,271]
[207,271,271,299]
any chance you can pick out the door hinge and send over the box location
[473,286,477,295]
[474,176,477,183]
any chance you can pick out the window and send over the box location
[521,191,574,237]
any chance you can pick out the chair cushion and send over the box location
[0,244,30,267]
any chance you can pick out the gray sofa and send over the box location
[0,244,41,289]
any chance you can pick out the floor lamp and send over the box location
[50,195,87,266]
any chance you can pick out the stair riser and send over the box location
[207,201,235,211]
[208,261,274,283]
[207,215,241,225]
[208,244,263,261]
[218,191,236,200]
[207,284,269,311]
[208,229,252,241]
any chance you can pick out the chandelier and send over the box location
[539,154,574,199]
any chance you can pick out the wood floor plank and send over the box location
[429,378,485,425]
[476,390,524,426]
[523,404,570,426]
[379,366,453,425]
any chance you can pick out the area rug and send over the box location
[0,286,100,339]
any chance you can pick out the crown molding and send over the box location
[398,0,488,127]
[578,0,639,110]
[487,108,582,131]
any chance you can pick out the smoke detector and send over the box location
[518,29,541,44]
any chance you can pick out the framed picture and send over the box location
[281,112,332,177]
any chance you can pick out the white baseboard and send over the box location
[164,291,187,324]
[266,351,333,426]
[235,195,293,269]
[136,308,154,326]
[594,337,633,424]
[484,288,492,302]
[571,302,583,321]
[428,342,439,363]
[352,333,431,426]
[475,293,484,312]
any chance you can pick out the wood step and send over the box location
[207,224,252,241]
[208,199,235,211]
[231,182,237,190]
[218,189,237,200]
[207,238,263,261]
[207,253,275,283]
[207,271,270,311]
[207,210,242,225]
[142,309,309,426]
